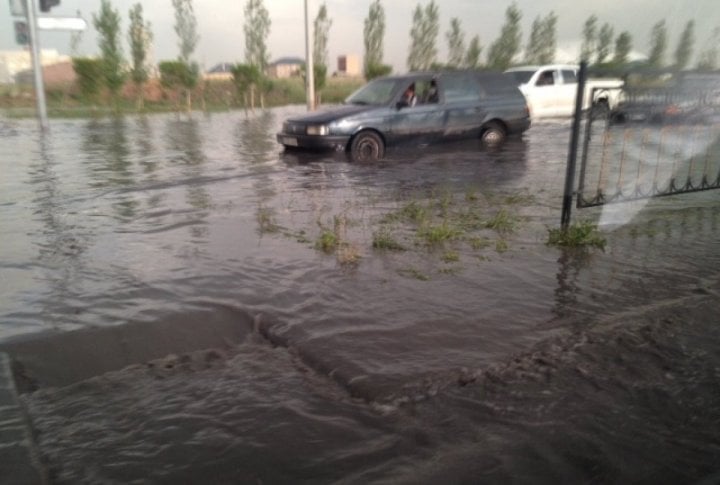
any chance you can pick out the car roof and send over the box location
[505,64,580,72]
[377,70,511,82]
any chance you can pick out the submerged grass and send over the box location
[292,187,533,268]
[372,227,406,251]
[484,209,520,233]
[256,206,281,234]
[417,222,463,246]
[547,221,607,249]
[316,230,339,253]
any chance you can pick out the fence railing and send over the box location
[573,78,720,211]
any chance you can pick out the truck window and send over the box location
[536,70,555,86]
[561,70,578,84]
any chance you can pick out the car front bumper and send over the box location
[276,133,351,150]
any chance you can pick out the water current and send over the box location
[0,108,718,483]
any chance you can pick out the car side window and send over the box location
[443,75,483,103]
[561,70,577,84]
[536,70,555,86]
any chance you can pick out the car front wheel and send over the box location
[350,131,385,162]
[480,122,506,147]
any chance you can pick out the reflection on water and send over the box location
[0,111,718,483]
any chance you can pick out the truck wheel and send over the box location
[350,131,384,162]
[480,122,506,147]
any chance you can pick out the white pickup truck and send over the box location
[505,64,624,118]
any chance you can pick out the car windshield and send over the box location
[506,70,534,85]
[346,78,400,105]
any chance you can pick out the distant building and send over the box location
[205,62,234,80]
[267,57,303,78]
[337,55,361,77]
[0,49,68,84]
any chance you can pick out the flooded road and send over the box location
[1,108,719,483]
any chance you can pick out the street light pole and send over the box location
[25,0,49,131]
[304,0,315,111]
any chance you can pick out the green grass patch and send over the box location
[503,193,536,205]
[442,250,460,263]
[398,267,430,281]
[316,230,338,253]
[417,223,463,245]
[484,209,520,233]
[547,221,606,249]
[467,236,493,250]
[256,206,280,234]
[495,239,509,253]
[372,228,406,251]
[382,200,429,225]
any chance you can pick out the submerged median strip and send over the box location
[268,186,551,276]
[263,186,607,274]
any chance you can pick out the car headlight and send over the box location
[306,125,329,136]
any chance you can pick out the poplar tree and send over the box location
[244,0,271,69]
[539,12,557,64]
[171,0,199,110]
[580,14,597,62]
[673,20,695,70]
[128,3,152,110]
[244,0,271,109]
[525,16,543,64]
[312,4,331,104]
[613,31,632,65]
[486,2,522,70]
[596,23,614,64]
[363,0,390,79]
[647,20,668,67]
[525,13,556,65]
[407,1,440,71]
[172,0,198,64]
[93,0,125,104]
[697,27,720,70]
[313,3,332,69]
[446,18,465,68]
[464,35,482,68]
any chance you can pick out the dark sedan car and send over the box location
[610,72,720,125]
[276,71,531,161]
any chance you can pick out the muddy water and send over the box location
[1,109,719,483]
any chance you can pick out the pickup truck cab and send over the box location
[505,64,624,118]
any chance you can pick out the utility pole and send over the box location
[304,0,315,111]
[25,0,49,130]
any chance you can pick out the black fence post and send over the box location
[561,61,588,229]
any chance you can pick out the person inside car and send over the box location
[426,79,439,103]
[401,83,417,107]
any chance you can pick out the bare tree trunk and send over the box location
[185,89,192,112]
[135,82,144,111]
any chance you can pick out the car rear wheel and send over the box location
[480,122,506,147]
[350,131,385,162]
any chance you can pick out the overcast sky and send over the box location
[1,0,718,71]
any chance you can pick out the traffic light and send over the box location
[39,0,60,12]
[14,21,29,45]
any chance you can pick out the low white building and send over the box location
[0,49,69,84]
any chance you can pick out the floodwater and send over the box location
[1,108,719,484]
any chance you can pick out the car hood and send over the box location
[286,104,376,124]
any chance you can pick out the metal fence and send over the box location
[573,75,720,210]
